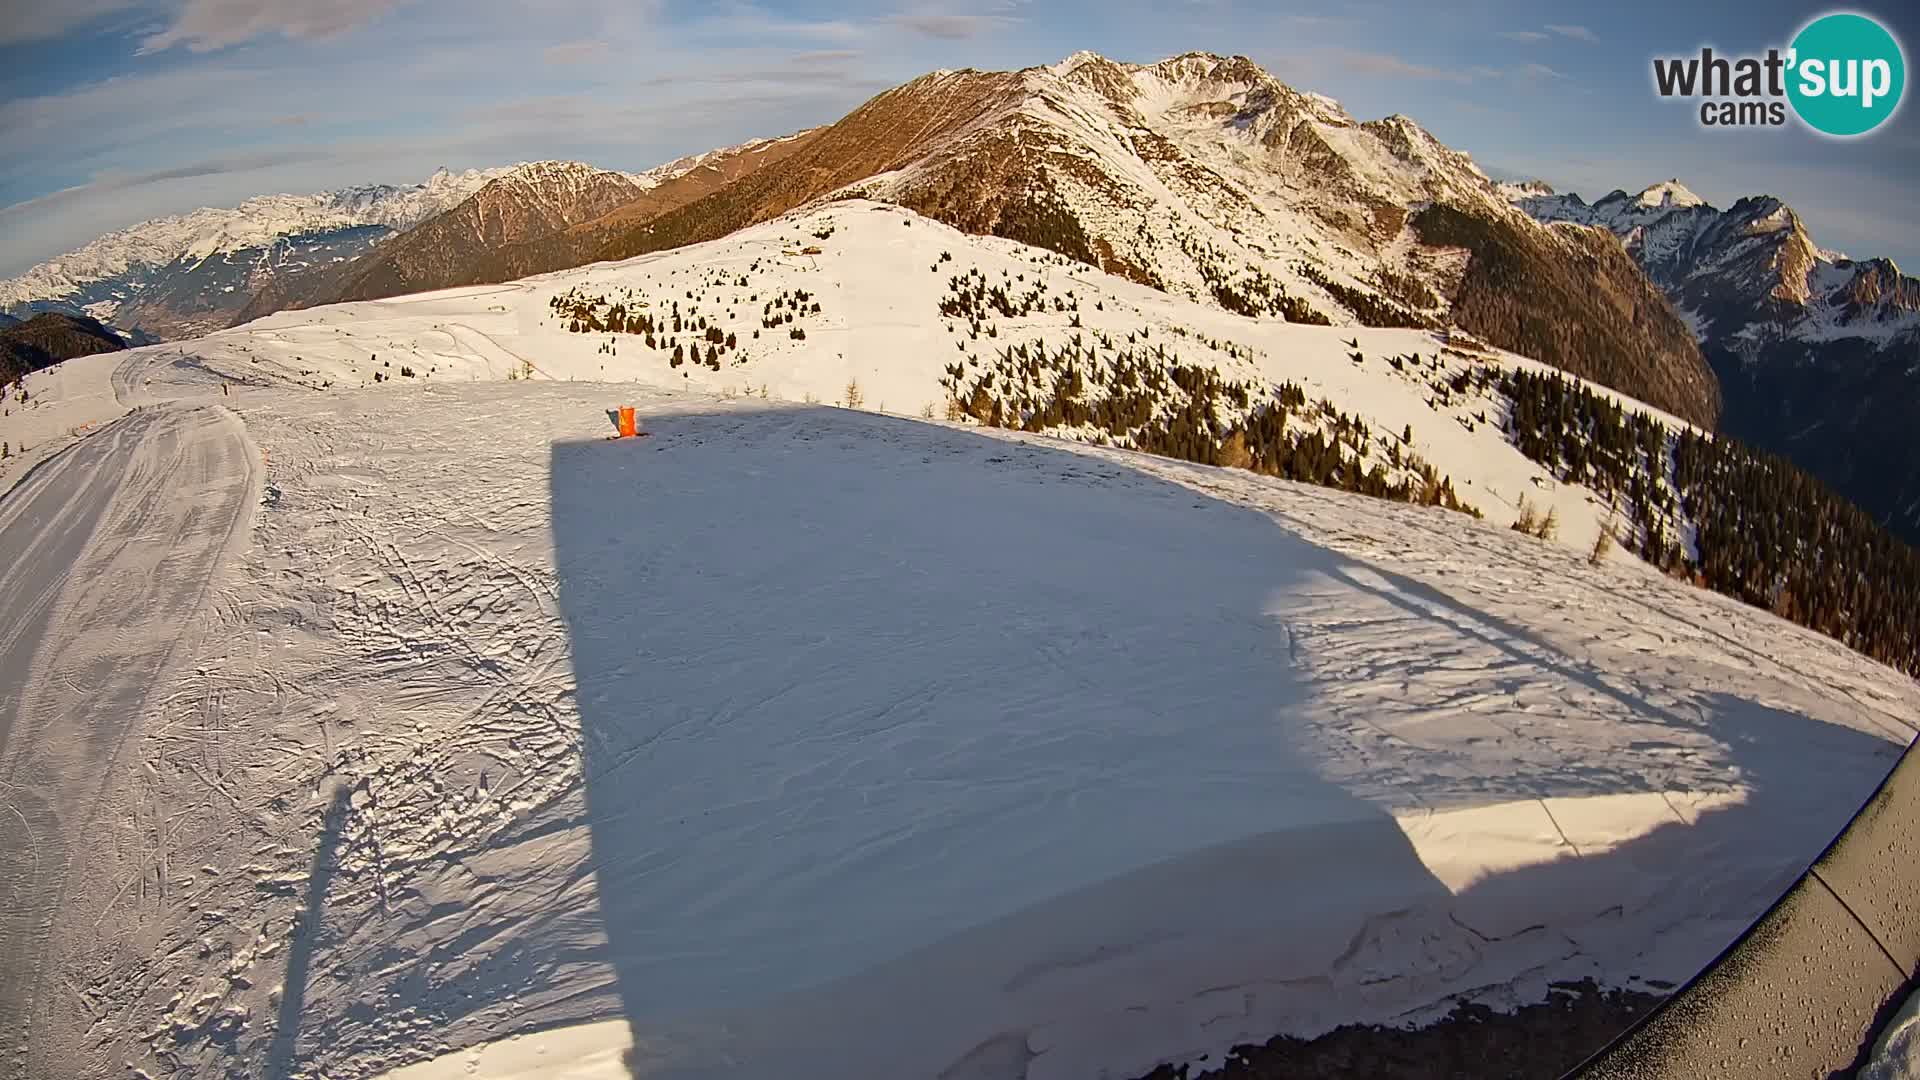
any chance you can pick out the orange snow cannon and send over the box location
[616,406,638,439]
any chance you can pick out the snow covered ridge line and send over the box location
[169,199,1920,682]
[1505,178,1920,342]
[0,165,515,307]
[539,203,1919,681]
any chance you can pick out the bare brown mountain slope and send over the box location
[327,161,648,302]
[233,141,817,326]
[591,69,1029,262]
[494,131,826,272]
[234,162,650,319]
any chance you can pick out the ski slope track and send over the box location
[0,380,257,1080]
[0,202,1913,1080]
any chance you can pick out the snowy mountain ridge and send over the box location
[573,51,1715,427]
[859,49,1516,299]
[1513,179,1920,343]
[0,166,511,310]
[1513,178,1920,545]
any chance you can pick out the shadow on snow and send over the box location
[266,784,353,1079]
[547,404,1899,1079]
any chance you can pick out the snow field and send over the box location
[4,201,1914,1080]
[39,372,1908,1080]
[167,200,1686,563]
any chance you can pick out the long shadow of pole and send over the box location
[264,785,352,1080]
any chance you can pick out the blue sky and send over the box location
[2,0,1917,276]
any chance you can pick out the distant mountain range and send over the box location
[226,148,799,321]
[0,167,509,339]
[1512,180,1920,542]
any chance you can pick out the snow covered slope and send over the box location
[191,200,1700,558]
[11,357,1912,1080]
[5,202,1916,1080]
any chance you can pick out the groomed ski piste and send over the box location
[2,202,1916,1080]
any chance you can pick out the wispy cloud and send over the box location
[1500,24,1597,45]
[790,49,862,66]
[887,0,1027,40]
[139,0,411,53]
[0,0,145,45]
[686,3,865,43]
[1517,62,1567,80]
[1335,50,1474,84]
[542,39,611,66]
[889,12,1016,39]
[0,147,331,221]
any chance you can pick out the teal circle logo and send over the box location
[1787,12,1906,136]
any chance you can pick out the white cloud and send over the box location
[0,147,334,246]
[0,0,143,46]
[1546,24,1598,43]
[789,49,863,66]
[0,66,271,176]
[886,0,1028,40]
[139,0,410,53]
[889,13,1017,39]
[0,22,890,276]
[1336,50,1474,84]
[542,39,612,66]
[1497,30,1549,42]
[686,4,866,43]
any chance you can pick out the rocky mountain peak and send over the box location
[1633,179,1705,210]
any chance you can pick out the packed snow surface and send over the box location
[0,202,1914,1080]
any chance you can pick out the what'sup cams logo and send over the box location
[1652,11,1906,136]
